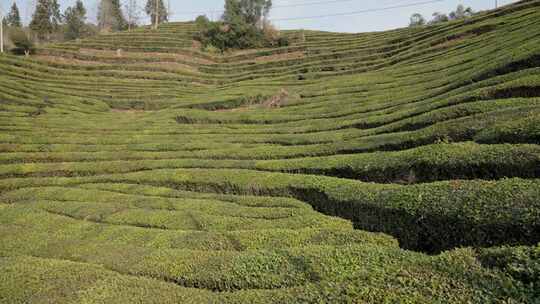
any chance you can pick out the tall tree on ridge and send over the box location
[145,0,168,29]
[29,0,62,40]
[449,4,474,20]
[98,0,126,32]
[223,0,272,28]
[6,2,23,28]
[409,13,426,27]
[49,0,62,29]
[64,0,87,40]
[125,0,141,31]
[29,0,53,40]
[429,12,449,24]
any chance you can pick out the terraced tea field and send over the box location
[1,1,540,302]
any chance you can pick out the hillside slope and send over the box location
[1,1,540,302]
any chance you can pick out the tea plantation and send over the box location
[1,1,540,303]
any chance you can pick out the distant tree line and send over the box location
[1,0,170,55]
[409,4,474,27]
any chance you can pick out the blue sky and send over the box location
[2,0,520,32]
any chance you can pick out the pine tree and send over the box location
[28,0,63,40]
[111,0,127,30]
[6,2,23,28]
[145,0,168,28]
[29,0,53,40]
[64,0,87,40]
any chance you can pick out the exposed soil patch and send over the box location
[434,34,475,48]
[432,24,498,48]
[262,89,290,108]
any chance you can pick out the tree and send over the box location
[64,0,87,40]
[98,0,126,32]
[145,0,168,29]
[194,0,287,52]
[110,0,127,30]
[6,2,22,28]
[49,0,62,29]
[125,0,141,31]
[29,0,63,40]
[409,13,425,27]
[424,5,474,26]
[98,0,112,31]
[29,0,54,40]
[449,4,474,20]
[429,12,449,24]
[223,0,272,27]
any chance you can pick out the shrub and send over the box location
[194,17,278,52]
[203,44,221,54]
[8,28,35,56]
[477,244,540,299]
[193,1,288,52]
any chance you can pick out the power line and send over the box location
[170,0,364,16]
[270,0,445,21]
[170,0,445,21]
[274,0,354,9]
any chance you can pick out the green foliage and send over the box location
[476,111,540,144]
[450,4,474,20]
[0,197,536,302]
[0,2,540,302]
[51,169,537,253]
[1,249,533,303]
[50,0,62,27]
[8,28,34,55]
[429,4,474,25]
[29,0,61,40]
[254,142,540,183]
[429,12,449,24]
[194,0,288,51]
[30,0,62,32]
[478,244,540,299]
[63,0,87,41]
[409,13,426,27]
[194,18,262,51]
[98,0,127,32]
[145,0,168,26]
[194,19,289,51]
[223,0,272,26]
[5,2,22,28]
